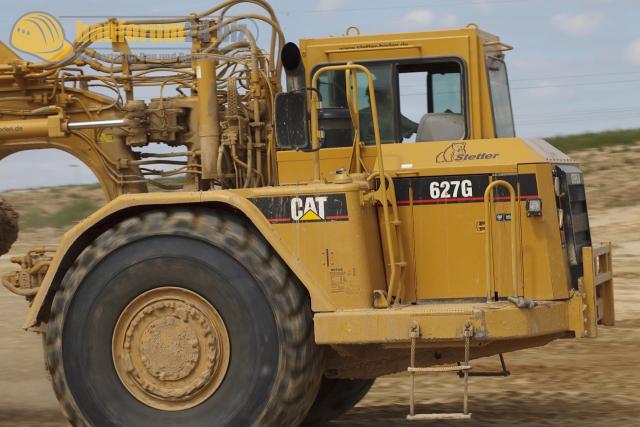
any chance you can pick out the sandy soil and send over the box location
[0,144,639,426]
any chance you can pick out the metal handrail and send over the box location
[367,171,406,303]
[310,63,384,180]
[310,63,404,305]
[483,180,520,302]
[344,66,364,174]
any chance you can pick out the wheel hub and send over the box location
[112,287,230,411]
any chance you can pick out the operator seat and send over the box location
[416,112,465,142]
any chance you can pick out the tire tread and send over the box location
[45,208,322,427]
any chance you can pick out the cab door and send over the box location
[393,168,490,301]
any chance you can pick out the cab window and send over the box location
[486,56,515,137]
[318,63,396,144]
[315,58,466,146]
[398,61,464,143]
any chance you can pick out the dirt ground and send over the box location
[0,144,639,426]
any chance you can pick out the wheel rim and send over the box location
[112,287,230,411]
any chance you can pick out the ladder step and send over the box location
[407,323,475,422]
[408,365,471,373]
[407,413,472,421]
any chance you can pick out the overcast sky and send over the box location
[0,0,638,190]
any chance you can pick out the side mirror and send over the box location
[275,92,310,150]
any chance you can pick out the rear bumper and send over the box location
[314,244,614,345]
[315,299,579,345]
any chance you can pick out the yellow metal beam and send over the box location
[314,298,583,345]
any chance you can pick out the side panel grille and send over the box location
[555,165,592,288]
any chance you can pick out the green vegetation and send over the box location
[547,129,640,153]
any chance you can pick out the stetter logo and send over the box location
[436,141,500,163]
[250,194,349,224]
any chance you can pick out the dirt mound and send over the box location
[0,197,18,256]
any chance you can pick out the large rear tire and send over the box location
[302,378,375,426]
[0,196,18,256]
[44,209,323,427]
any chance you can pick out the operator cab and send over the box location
[313,54,517,146]
[275,26,517,182]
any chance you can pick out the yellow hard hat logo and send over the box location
[10,12,73,62]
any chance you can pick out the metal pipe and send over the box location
[195,58,221,184]
[68,119,126,129]
[281,42,305,92]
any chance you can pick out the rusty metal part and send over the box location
[0,196,18,256]
[112,287,230,411]
[1,246,53,298]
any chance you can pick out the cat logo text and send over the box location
[249,193,350,224]
[291,196,327,222]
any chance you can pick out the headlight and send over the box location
[526,198,543,217]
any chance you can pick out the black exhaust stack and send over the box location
[281,42,306,92]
